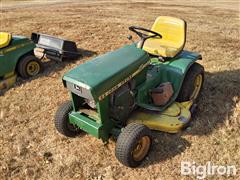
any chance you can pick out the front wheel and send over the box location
[177,63,204,102]
[115,123,152,168]
[17,54,42,78]
[54,101,81,137]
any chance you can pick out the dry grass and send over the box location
[0,0,240,179]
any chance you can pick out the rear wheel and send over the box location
[17,54,42,78]
[54,101,81,137]
[115,123,152,167]
[177,63,204,102]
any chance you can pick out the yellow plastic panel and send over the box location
[0,32,12,49]
[143,16,186,57]
[161,103,180,116]
[128,102,191,133]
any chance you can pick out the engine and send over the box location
[109,80,136,126]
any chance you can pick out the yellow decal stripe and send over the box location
[0,41,33,55]
[98,61,149,101]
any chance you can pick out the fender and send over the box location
[0,38,36,76]
[137,50,202,112]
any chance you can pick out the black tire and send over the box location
[17,54,42,78]
[115,123,152,168]
[54,101,81,137]
[177,63,204,102]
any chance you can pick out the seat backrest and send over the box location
[151,16,186,48]
[0,32,12,49]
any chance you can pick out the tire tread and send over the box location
[115,123,151,167]
[17,55,42,78]
[54,101,79,137]
[177,63,204,102]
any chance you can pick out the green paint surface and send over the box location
[63,44,149,101]
[137,50,201,111]
[64,45,201,141]
[0,36,36,77]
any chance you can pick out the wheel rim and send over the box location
[132,136,151,161]
[190,74,203,100]
[67,122,79,132]
[26,61,40,76]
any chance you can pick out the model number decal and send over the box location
[0,41,33,55]
[98,61,149,101]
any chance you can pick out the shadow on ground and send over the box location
[0,48,97,96]
[142,69,240,167]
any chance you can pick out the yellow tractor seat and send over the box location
[143,16,186,58]
[0,32,12,49]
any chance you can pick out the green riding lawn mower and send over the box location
[55,16,204,168]
[0,32,79,92]
[0,32,41,90]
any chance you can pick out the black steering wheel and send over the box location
[129,26,162,48]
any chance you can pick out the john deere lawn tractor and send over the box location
[55,16,204,167]
[0,32,79,91]
[0,32,42,90]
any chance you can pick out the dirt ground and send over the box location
[0,0,239,179]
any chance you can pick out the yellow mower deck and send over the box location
[80,101,193,134]
[128,101,193,133]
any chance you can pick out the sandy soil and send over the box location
[0,0,240,179]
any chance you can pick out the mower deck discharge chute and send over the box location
[55,16,204,167]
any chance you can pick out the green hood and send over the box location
[63,44,149,101]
